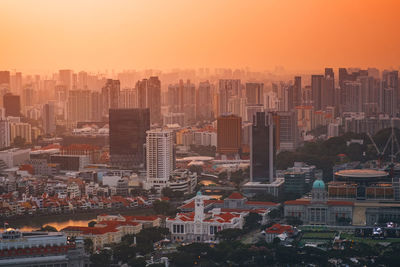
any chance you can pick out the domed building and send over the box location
[284,179,354,225]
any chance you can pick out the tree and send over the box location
[216,228,244,241]
[244,212,262,230]
[84,238,94,253]
[153,200,176,216]
[285,216,303,226]
[90,249,112,267]
[88,221,97,227]
[40,225,58,232]
[161,187,184,200]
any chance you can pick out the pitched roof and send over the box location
[266,223,294,235]
[226,192,245,200]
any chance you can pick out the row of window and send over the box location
[173,224,184,233]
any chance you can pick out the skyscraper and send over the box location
[58,69,73,91]
[383,70,399,112]
[145,129,174,191]
[311,75,324,110]
[101,79,120,117]
[3,93,21,117]
[196,81,213,120]
[217,114,242,155]
[245,83,263,105]
[250,112,275,183]
[136,77,161,124]
[109,108,150,169]
[67,90,91,126]
[324,68,335,108]
[42,102,56,135]
[273,111,298,151]
[0,71,10,86]
[0,120,10,149]
[293,76,302,106]
[90,91,103,121]
[218,79,241,116]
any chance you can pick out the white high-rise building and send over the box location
[145,129,174,191]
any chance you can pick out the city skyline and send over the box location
[1,0,400,73]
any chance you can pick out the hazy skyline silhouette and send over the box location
[1,0,400,73]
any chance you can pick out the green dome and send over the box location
[196,191,202,196]
[312,179,325,189]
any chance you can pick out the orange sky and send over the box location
[1,0,399,73]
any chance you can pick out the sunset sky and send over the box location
[1,0,399,73]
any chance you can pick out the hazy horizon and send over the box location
[1,0,400,74]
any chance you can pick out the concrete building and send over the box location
[0,229,88,267]
[10,122,32,144]
[145,129,174,191]
[0,120,10,149]
[217,114,242,155]
[50,155,89,171]
[167,192,246,242]
[42,102,56,135]
[109,108,150,169]
[0,148,30,168]
[284,179,354,225]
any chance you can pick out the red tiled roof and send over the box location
[226,192,245,200]
[266,223,294,234]
[179,199,222,210]
[124,215,160,222]
[327,200,354,206]
[284,199,311,205]
[245,201,279,206]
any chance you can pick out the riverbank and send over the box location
[1,207,156,230]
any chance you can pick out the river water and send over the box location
[1,219,93,232]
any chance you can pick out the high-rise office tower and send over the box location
[0,120,10,149]
[101,79,120,117]
[383,70,399,111]
[10,72,22,95]
[119,88,137,109]
[245,83,264,105]
[3,93,21,117]
[42,102,56,135]
[167,83,180,113]
[196,81,213,120]
[293,76,302,106]
[109,108,150,169]
[22,87,35,109]
[311,75,324,111]
[136,76,161,124]
[250,112,276,183]
[324,68,335,108]
[145,129,174,191]
[217,114,242,155]
[342,81,362,112]
[90,91,102,121]
[182,80,196,123]
[273,111,298,151]
[67,90,91,126]
[168,80,196,123]
[218,79,241,115]
[77,71,88,89]
[58,69,73,91]
[0,71,10,86]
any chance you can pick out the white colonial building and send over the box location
[166,192,250,242]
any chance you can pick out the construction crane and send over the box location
[367,120,400,168]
